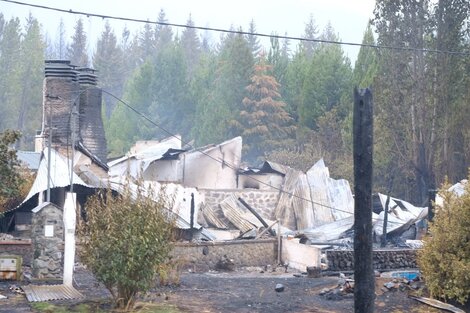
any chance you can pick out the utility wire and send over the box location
[2,0,470,56]
[102,89,416,228]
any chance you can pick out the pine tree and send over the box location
[240,56,294,163]
[150,43,192,138]
[373,0,437,202]
[155,9,173,52]
[0,17,22,132]
[300,25,352,129]
[55,18,67,59]
[283,47,308,122]
[137,22,156,63]
[67,18,88,66]
[190,51,219,146]
[246,19,261,58]
[431,0,470,183]
[267,33,289,89]
[16,14,44,148]
[353,23,378,88]
[180,14,201,78]
[106,62,154,156]
[93,21,125,118]
[213,31,254,139]
[301,14,319,58]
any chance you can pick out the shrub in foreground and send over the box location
[79,182,176,310]
[418,178,470,304]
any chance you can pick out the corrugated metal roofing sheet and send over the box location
[201,203,228,229]
[22,284,83,302]
[274,168,301,230]
[17,151,41,170]
[219,195,255,233]
[108,177,216,241]
[307,159,335,226]
[21,148,90,206]
[1,148,91,214]
[292,173,314,230]
[108,136,183,178]
[373,193,428,236]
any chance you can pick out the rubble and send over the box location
[306,266,321,278]
[319,273,354,300]
[0,233,14,241]
[215,255,235,271]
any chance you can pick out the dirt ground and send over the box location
[0,266,468,313]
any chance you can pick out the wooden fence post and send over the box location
[353,88,375,313]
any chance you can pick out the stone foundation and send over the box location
[326,249,418,272]
[171,239,277,271]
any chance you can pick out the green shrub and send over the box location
[418,178,470,304]
[0,130,24,213]
[79,181,176,310]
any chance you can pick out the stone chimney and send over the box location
[39,60,107,163]
[77,68,107,163]
[40,60,80,157]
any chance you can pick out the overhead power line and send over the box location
[2,0,470,56]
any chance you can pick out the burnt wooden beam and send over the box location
[190,193,195,241]
[353,88,375,313]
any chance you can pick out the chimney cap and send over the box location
[77,67,98,74]
[45,59,71,64]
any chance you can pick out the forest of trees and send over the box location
[0,0,469,205]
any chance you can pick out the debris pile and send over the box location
[319,271,426,301]
[379,277,423,293]
[319,273,354,300]
[215,255,235,271]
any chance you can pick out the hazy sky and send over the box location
[1,0,376,62]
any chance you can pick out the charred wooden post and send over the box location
[381,194,391,248]
[190,193,195,241]
[353,88,375,313]
[381,174,394,248]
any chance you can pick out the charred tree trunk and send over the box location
[353,88,375,313]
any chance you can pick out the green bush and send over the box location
[79,181,176,310]
[418,178,470,304]
[0,130,24,212]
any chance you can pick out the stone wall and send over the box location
[325,249,418,272]
[0,240,32,266]
[171,239,277,272]
[201,189,280,220]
